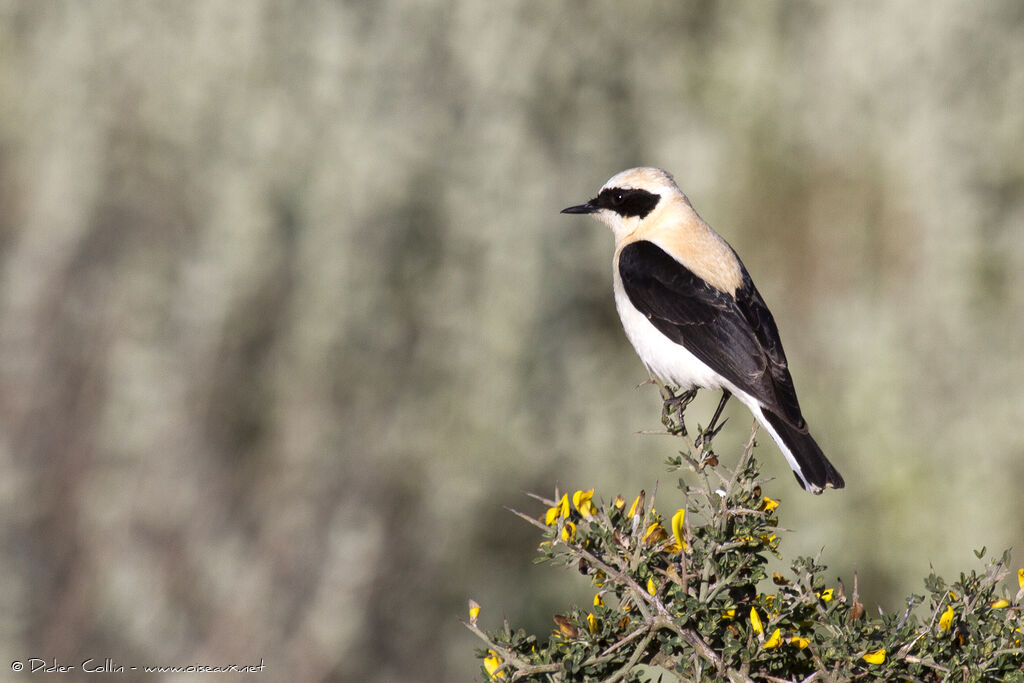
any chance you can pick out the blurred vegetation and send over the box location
[0,2,1022,681]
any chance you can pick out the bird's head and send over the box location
[561,167,687,241]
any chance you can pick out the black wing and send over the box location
[618,240,805,429]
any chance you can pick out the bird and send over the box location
[561,167,844,493]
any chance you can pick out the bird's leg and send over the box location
[695,390,731,450]
[661,384,698,436]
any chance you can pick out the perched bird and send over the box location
[562,167,844,493]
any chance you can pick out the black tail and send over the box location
[760,410,845,494]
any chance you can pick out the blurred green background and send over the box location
[1,2,1022,681]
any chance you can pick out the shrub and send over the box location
[466,404,1024,681]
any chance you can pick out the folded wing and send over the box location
[618,240,805,430]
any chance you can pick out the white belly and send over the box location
[613,274,726,391]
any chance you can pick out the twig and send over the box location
[605,628,656,683]
[524,491,558,507]
[506,506,549,532]
[574,544,658,620]
[902,655,950,674]
[462,619,553,677]
[598,623,651,658]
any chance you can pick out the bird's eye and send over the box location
[597,186,659,218]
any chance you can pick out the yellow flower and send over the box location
[863,648,886,665]
[613,495,625,509]
[990,598,1009,609]
[1018,568,1024,590]
[939,604,955,632]
[721,608,735,620]
[749,607,764,635]
[573,489,595,518]
[647,577,657,596]
[483,650,505,679]
[593,593,604,607]
[642,522,667,545]
[789,635,810,649]
[586,613,598,633]
[545,493,570,525]
[763,628,782,649]
[553,614,578,638]
[628,492,644,519]
[670,508,687,552]
[468,599,481,625]
[561,521,576,541]
[820,588,834,603]
[761,496,780,513]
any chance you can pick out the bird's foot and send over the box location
[694,417,729,451]
[661,387,697,436]
[693,390,731,459]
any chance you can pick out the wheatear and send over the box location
[562,167,844,493]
